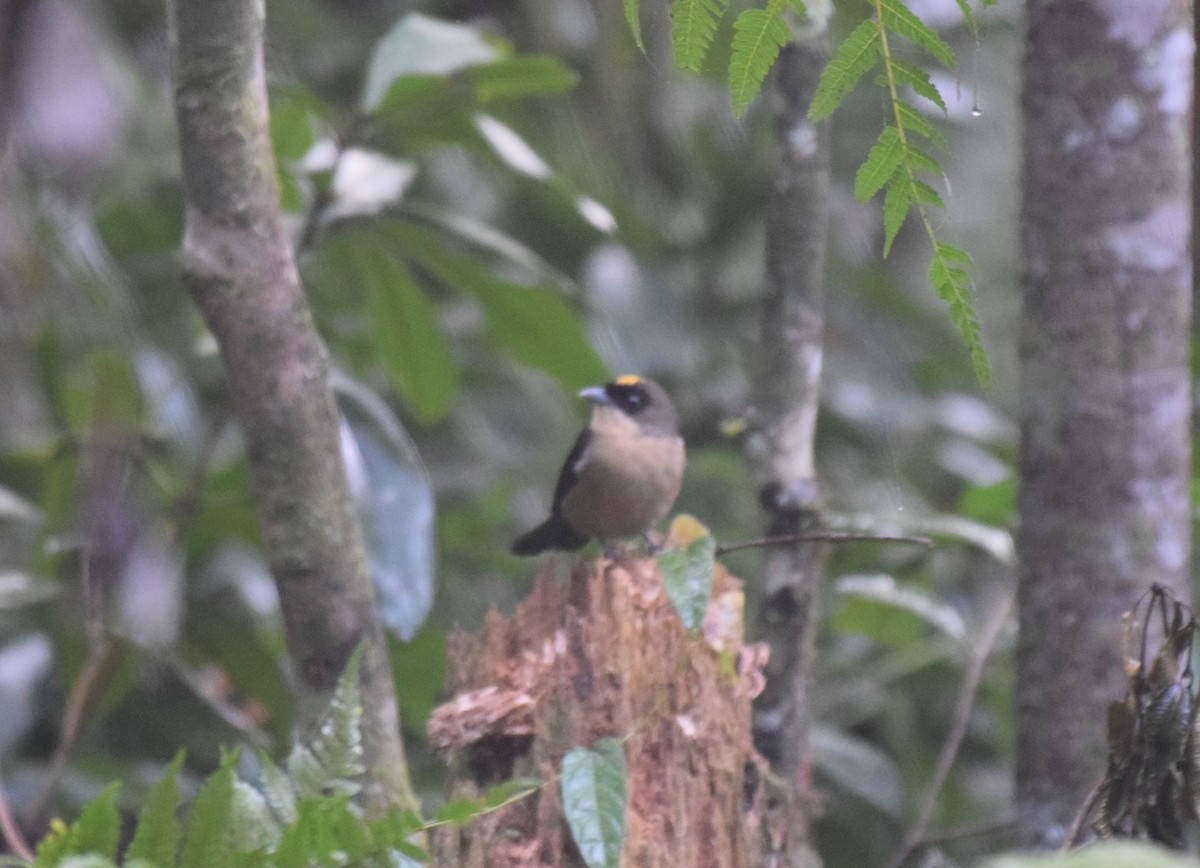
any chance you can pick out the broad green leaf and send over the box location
[55,857,118,868]
[810,725,903,817]
[881,177,911,256]
[336,376,436,641]
[389,223,607,392]
[180,753,237,868]
[959,479,1016,527]
[625,0,645,52]
[562,739,627,868]
[890,58,947,111]
[834,573,966,638]
[809,19,880,120]
[470,56,578,102]
[483,777,542,808]
[434,797,482,825]
[879,0,954,66]
[71,782,121,859]
[729,1,791,117]
[362,13,500,110]
[669,0,730,72]
[853,125,904,201]
[126,752,185,866]
[659,533,716,634]
[341,234,458,423]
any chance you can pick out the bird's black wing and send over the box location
[551,427,592,510]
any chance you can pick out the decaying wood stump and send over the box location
[427,542,775,867]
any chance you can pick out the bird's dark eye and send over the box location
[620,387,647,413]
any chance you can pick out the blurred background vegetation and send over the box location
[0,0,1025,863]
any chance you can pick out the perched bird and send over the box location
[511,375,686,556]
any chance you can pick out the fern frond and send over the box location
[854,125,904,201]
[288,649,366,801]
[882,177,911,256]
[878,0,954,65]
[954,0,978,36]
[670,0,730,72]
[930,241,990,387]
[729,0,792,116]
[809,19,880,120]
[895,98,944,147]
[890,59,947,111]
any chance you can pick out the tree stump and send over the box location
[428,544,775,867]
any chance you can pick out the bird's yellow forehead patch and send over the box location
[614,374,642,386]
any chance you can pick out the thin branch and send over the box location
[884,581,1017,868]
[0,767,33,862]
[716,531,933,556]
[24,640,112,826]
[1059,775,1105,854]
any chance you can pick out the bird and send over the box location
[511,375,686,556]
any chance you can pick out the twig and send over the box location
[0,766,33,861]
[24,640,112,826]
[1059,775,1105,854]
[715,531,934,557]
[884,581,1017,868]
[918,814,1015,846]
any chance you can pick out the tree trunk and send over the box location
[166,0,417,817]
[428,552,773,866]
[745,24,831,861]
[1016,0,1193,847]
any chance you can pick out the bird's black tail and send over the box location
[511,513,589,556]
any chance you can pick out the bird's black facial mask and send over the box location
[604,376,651,415]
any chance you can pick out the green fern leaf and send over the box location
[669,0,730,72]
[903,143,941,174]
[126,752,185,866]
[882,177,911,256]
[809,19,880,120]
[288,647,365,800]
[231,780,282,853]
[180,753,237,868]
[34,819,72,867]
[890,59,947,111]
[954,0,979,36]
[625,0,645,52]
[930,241,990,386]
[911,178,944,208]
[729,1,792,117]
[879,0,954,66]
[854,125,904,201]
[895,99,944,147]
[70,783,121,860]
[258,754,298,825]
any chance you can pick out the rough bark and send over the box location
[1016,0,1193,848]
[427,552,773,867]
[166,0,416,816]
[744,26,831,860]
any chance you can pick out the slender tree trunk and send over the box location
[745,24,831,862]
[166,0,417,816]
[1016,0,1193,847]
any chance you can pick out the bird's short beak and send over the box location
[578,386,611,405]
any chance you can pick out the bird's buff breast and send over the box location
[559,430,685,539]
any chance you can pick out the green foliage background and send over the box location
[0,0,1035,864]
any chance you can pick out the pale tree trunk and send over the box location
[1016,0,1193,847]
[166,0,417,816]
[745,24,831,863]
